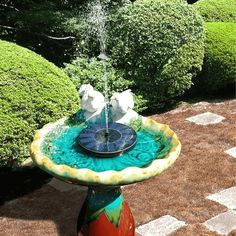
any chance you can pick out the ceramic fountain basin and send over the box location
[30,115,181,186]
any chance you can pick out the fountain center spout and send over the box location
[105,131,109,137]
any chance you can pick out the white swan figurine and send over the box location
[111,89,138,124]
[79,84,105,122]
[79,84,94,98]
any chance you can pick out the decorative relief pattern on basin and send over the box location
[30,115,181,186]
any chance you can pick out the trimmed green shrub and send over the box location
[64,57,132,97]
[0,40,79,168]
[64,57,147,111]
[193,0,236,23]
[195,22,236,91]
[108,0,205,110]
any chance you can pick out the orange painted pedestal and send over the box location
[77,187,135,236]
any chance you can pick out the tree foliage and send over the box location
[0,0,131,65]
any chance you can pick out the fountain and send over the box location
[30,1,181,235]
[77,1,137,158]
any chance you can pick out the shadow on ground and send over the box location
[0,167,51,204]
[0,167,87,236]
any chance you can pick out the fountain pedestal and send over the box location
[77,186,134,236]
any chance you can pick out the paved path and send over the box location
[0,99,235,236]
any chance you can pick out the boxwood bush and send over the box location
[195,22,236,91]
[64,57,147,111]
[193,0,236,23]
[64,57,133,98]
[108,0,205,110]
[0,40,79,168]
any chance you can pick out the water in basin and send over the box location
[41,121,172,173]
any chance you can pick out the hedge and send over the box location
[0,40,79,168]
[64,57,147,111]
[108,0,205,110]
[195,22,236,91]
[64,57,133,98]
[193,0,236,23]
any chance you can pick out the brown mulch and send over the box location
[0,99,236,236]
[124,99,236,234]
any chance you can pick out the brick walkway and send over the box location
[0,99,235,236]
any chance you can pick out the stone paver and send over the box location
[185,112,225,125]
[207,186,236,210]
[121,183,137,189]
[136,215,186,236]
[48,178,87,192]
[203,210,236,235]
[225,147,236,158]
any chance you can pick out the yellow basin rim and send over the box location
[30,118,181,186]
